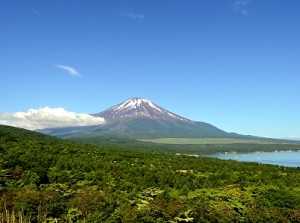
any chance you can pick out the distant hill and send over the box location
[0,124,59,142]
[39,98,244,139]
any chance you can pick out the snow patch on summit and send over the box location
[115,98,150,110]
[93,98,191,122]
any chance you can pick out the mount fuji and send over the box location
[93,98,191,122]
[39,98,238,139]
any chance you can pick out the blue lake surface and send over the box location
[205,151,300,167]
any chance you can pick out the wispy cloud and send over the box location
[56,65,81,77]
[125,12,145,20]
[30,8,41,17]
[232,0,252,16]
[0,107,105,130]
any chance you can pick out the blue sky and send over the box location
[1,0,300,138]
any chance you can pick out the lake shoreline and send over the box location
[204,151,300,167]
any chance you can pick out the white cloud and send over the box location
[232,0,252,16]
[0,120,8,125]
[0,107,105,130]
[56,65,80,77]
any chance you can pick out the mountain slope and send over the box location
[39,98,237,139]
[91,97,233,138]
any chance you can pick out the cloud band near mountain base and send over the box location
[0,107,105,130]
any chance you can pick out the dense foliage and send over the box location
[1,125,300,222]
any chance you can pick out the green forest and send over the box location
[1,125,300,222]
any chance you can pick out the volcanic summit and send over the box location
[93,98,191,122]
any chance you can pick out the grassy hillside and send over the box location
[1,125,300,222]
[67,134,300,155]
[0,124,61,142]
[141,137,298,145]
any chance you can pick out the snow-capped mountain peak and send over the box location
[114,98,155,110]
[93,97,191,122]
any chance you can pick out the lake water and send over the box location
[205,151,300,167]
